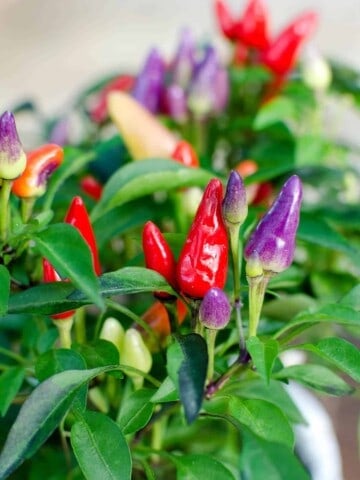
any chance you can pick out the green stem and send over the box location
[74,307,86,344]
[53,317,74,348]
[20,197,36,223]
[247,273,271,337]
[0,179,13,243]
[0,346,28,365]
[206,329,218,383]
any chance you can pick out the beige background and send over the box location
[1,0,360,115]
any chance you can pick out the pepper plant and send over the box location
[1,1,360,479]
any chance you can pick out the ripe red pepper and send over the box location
[80,175,103,201]
[142,221,177,298]
[12,144,63,198]
[42,258,75,320]
[64,196,101,275]
[171,140,199,168]
[261,11,318,76]
[214,0,238,41]
[177,179,228,298]
[238,0,269,50]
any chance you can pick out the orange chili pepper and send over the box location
[12,144,63,198]
[142,299,187,338]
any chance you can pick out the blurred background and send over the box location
[1,1,360,479]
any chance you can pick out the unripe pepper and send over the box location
[177,179,228,298]
[12,144,63,198]
[64,196,101,275]
[121,328,153,389]
[142,221,177,298]
[261,11,318,76]
[0,111,26,180]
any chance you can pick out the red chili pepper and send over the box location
[89,74,135,123]
[42,258,75,320]
[142,221,177,298]
[12,144,63,198]
[238,0,269,50]
[80,175,103,201]
[177,179,228,298]
[252,181,274,207]
[171,140,199,168]
[261,11,318,76]
[214,0,238,41]
[64,196,101,275]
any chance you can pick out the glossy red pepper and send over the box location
[12,144,63,198]
[261,11,318,76]
[80,175,103,201]
[177,179,228,298]
[64,196,101,275]
[214,0,238,41]
[171,140,199,168]
[142,221,177,298]
[89,74,135,123]
[238,0,269,50]
[42,258,75,320]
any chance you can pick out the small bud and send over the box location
[121,328,153,389]
[100,317,125,353]
[244,175,302,274]
[199,288,231,330]
[222,170,248,226]
[0,111,26,180]
[302,47,332,92]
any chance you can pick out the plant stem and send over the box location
[0,179,13,243]
[0,346,28,365]
[74,307,86,343]
[20,197,36,223]
[53,317,74,348]
[247,272,272,337]
[206,329,217,383]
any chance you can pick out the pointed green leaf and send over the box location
[151,376,179,403]
[0,265,10,315]
[0,367,25,416]
[172,454,236,480]
[240,428,310,480]
[246,337,279,383]
[274,364,354,396]
[71,410,131,480]
[7,267,174,315]
[0,366,114,479]
[298,337,360,383]
[35,348,87,382]
[253,97,296,130]
[91,159,213,220]
[228,397,294,448]
[72,339,119,369]
[31,223,104,309]
[117,388,155,435]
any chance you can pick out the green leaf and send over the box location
[73,340,119,369]
[171,454,235,480]
[223,379,305,425]
[35,348,87,381]
[298,213,355,255]
[176,334,208,424]
[240,428,310,480]
[299,337,360,383]
[31,223,104,310]
[340,284,360,310]
[0,366,113,479]
[275,304,360,340]
[0,265,10,316]
[0,367,25,416]
[274,364,354,396]
[8,267,175,315]
[253,97,296,130]
[151,376,179,403]
[228,397,294,448]
[246,337,279,383]
[117,388,155,434]
[295,134,329,166]
[91,159,213,220]
[71,410,131,480]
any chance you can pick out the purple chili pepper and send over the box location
[170,28,197,88]
[162,84,188,122]
[244,175,303,274]
[0,111,26,180]
[222,170,248,226]
[132,48,165,113]
[199,287,231,330]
